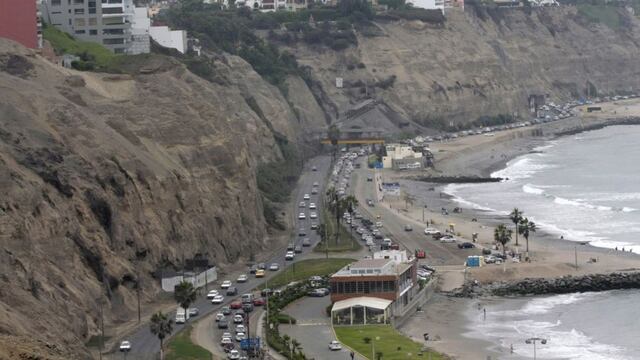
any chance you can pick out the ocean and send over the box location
[445,125,640,252]
[446,125,640,359]
[464,290,640,360]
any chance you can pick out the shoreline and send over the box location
[394,110,640,359]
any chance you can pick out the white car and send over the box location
[220,280,232,289]
[221,337,233,345]
[309,203,317,209]
[328,340,342,351]
[440,235,457,243]
[269,263,280,271]
[310,212,317,219]
[313,182,319,187]
[299,201,306,208]
[215,312,225,322]
[424,227,440,235]
[375,221,383,228]
[212,295,224,304]
[298,212,306,220]
[235,324,246,333]
[119,341,132,351]
[233,314,244,324]
[285,251,295,260]
[237,274,248,283]
[303,194,310,200]
[235,332,247,342]
[228,349,240,359]
[206,290,219,299]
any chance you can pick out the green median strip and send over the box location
[165,325,212,360]
[314,208,362,252]
[335,325,445,360]
[260,258,355,290]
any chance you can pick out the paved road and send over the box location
[280,297,365,360]
[108,155,331,360]
[351,160,470,267]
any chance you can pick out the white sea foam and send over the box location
[522,184,545,195]
[443,184,497,212]
[492,157,555,180]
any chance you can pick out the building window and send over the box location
[363,281,370,293]
[113,48,125,54]
[357,281,364,293]
[88,17,97,26]
[75,30,86,34]
[74,0,85,3]
[103,38,125,45]
[102,7,124,14]
[103,28,124,35]
[89,29,97,35]
[74,18,85,26]
[74,8,85,14]
[51,0,62,5]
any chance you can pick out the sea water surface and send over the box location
[446,125,640,252]
[464,290,640,360]
[447,125,640,359]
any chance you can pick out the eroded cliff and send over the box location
[0,39,322,358]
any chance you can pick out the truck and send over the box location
[175,307,189,324]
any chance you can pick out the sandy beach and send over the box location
[393,100,640,359]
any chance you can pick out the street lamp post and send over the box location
[525,337,548,360]
[372,336,380,360]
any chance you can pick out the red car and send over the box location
[253,297,266,306]
[230,300,243,309]
[415,249,426,259]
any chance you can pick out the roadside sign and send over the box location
[240,337,261,350]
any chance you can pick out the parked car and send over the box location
[308,289,326,297]
[328,340,342,351]
[237,274,248,283]
[424,227,440,236]
[458,242,475,249]
[119,341,132,352]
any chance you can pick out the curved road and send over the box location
[107,155,331,360]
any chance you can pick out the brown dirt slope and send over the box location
[0,39,322,358]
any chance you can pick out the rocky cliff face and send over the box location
[0,39,322,358]
[289,6,640,125]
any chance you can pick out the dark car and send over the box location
[221,306,231,315]
[217,318,229,329]
[458,242,475,249]
[294,245,302,254]
[226,287,238,296]
[298,228,306,237]
[257,263,266,270]
[308,289,326,297]
[287,242,295,251]
[261,288,273,297]
[302,238,311,247]
[242,303,254,313]
[230,300,243,309]
[249,265,258,274]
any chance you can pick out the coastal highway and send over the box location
[351,158,470,266]
[107,155,331,360]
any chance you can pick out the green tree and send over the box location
[150,311,173,360]
[509,208,523,246]
[328,124,340,161]
[518,217,537,255]
[494,224,512,257]
[173,281,197,321]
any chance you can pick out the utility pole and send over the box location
[574,245,578,270]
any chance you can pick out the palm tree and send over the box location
[150,311,173,360]
[173,281,197,321]
[494,224,512,257]
[291,339,302,356]
[509,208,523,246]
[518,217,537,255]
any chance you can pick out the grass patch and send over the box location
[314,208,362,252]
[577,4,621,29]
[43,24,120,71]
[261,258,354,289]
[334,325,445,360]
[165,325,212,360]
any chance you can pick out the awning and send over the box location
[331,297,393,312]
